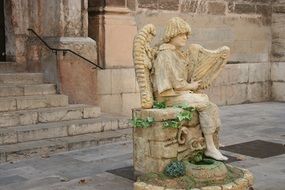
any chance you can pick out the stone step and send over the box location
[0,94,68,112]
[0,104,101,128]
[0,114,130,145]
[0,128,132,163]
[0,62,25,73]
[0,83,56,97]
[0,73,43,84]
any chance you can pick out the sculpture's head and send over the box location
[163,17,191,47]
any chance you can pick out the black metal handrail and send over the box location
[27,28,103,69]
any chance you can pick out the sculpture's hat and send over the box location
[163,17,191,43]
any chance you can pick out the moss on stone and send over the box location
[137,164,245,189]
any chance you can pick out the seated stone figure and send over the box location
[133,17,230,173]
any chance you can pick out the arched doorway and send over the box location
[0,0,6,61]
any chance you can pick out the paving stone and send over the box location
[0,175,27,185]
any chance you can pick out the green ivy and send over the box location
[176,110,193,122]
[164,160,186,178]
[163,120,180,129]
[163,103,195,129]
[130,117,154,128]
[174,103,195,112]
[153,101,167,109]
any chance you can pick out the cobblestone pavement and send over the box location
[0,102,284,190]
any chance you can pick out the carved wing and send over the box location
[187,44,230,90]
[133,24,157,109]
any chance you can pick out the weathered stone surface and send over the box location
[0,105,100,128]
[207,2,226,15]
[122,93,141,116]
[97,69,112,95]
[200,186,221,190]
[0,86,23,97]
[226,84,248,105]
[181,0,198,13]
[133,136,150,173]
[158,0,179,11]
[0,73,43,84]
[104,14,137,68]
[247,82,270,102]
[83,106,101,118]
[273,5,285,13]
[127,0,137,11]
[54,37,98,105]
[19,112,38,126]
[149,141,178,158]
[228,2,234,13]
[106,0,126,7]
[0,98,17,112]
[133,108,186,121]
[0,128,132,163]
[68,123,102,135]
[39,109,82,123]
[102,120,119,131]
[17,125,68,143]
[134,122,178,141]
[248,63,270,83]
[205,85,227,106]
[256,5,272,16]
[23,84,56,96]
[16,95,68,110]
[138,0,158,9]
[234,4,256,14]
[145,156,172,173]
[271,62,285,82]
[0,130,17,145]
[272,82,285,101]
[97,94,122,114]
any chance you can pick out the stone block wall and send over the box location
[96,68,141,115]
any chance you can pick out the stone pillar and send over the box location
[89,0,137,68]
[271,1,285,101]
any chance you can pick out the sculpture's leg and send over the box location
[204,134,228,161]
[198,103,228,161]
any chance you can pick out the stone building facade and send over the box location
[2,0,285,116]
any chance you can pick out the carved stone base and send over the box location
[184,159,228,183]
[133,108,219,174]
[134,165,254,190]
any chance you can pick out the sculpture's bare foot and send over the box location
[205,149,228,161]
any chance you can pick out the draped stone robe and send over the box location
[152,43,221,135]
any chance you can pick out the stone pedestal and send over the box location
[132,108,219,174]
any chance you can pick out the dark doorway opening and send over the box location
[0,0,6,61]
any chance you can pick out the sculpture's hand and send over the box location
[188,80,202,91]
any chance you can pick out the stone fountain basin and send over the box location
[134,164,253,190]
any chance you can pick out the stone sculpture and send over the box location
[132,17,253,190]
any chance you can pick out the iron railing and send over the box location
[27,28,103,69]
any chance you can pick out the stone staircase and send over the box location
[0,70,132,163]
